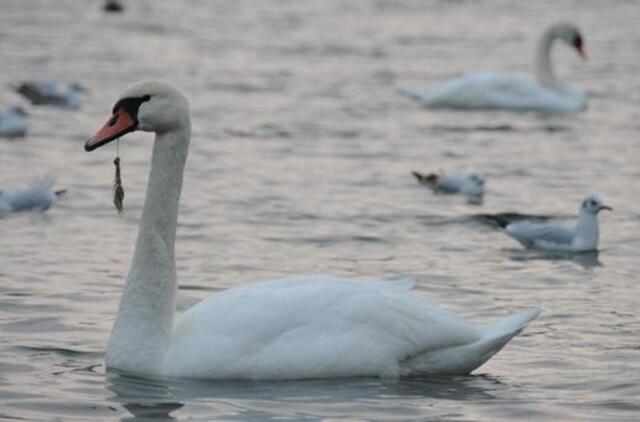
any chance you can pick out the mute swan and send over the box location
[412,170,485,197]
[0,105,28,138]
[12,77,86,110]
[402,22,587,113]
[85,81,539,380]
[0,176,65,215]
[500,194,611,252]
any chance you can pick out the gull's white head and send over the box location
[69,82,87,93]
[85,81,189,151]
[580,193,612,215]
[469,172,485,186]
[461,172,486,196]
[7,105,27,117]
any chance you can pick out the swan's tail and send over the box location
[404,308,540,376]
[480,308,540,342]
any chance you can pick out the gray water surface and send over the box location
[1,0,639,420]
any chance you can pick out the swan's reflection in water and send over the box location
[107,370,511,421]
[106,371,183,421]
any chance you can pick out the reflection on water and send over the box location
[107,372,183,421]
[106,370,511,421]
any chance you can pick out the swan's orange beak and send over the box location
[598,204,612,212]
[85,108,137,151]
[576,45,587,60]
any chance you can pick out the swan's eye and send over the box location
[112,95,152,116]
[573,34,583,49]
[589,199,597,207]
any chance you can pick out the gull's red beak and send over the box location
[85,108,137,151]
[598,204,612,212]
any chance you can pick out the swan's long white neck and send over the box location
[535,29,564,93]
[106,122,190,373]
[572,210,599,251]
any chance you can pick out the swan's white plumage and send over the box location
[91,81,539,380]
[403,71,585,113]
[402,22,587,113]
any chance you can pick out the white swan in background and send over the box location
[12,77,86,110]
[85,81,539,380]
[0,105,28,138]
[412,170,485,198]
[0,176,66,215]
[402,22,587,113]
[500,194,611,252]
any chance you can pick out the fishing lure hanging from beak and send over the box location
[113,140,125,215]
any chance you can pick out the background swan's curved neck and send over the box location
[535,29,562,92]
[106,122,191,373]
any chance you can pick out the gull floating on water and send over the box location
[412,170,485,200]
[499,194,611,252]
[11,77,86,110]
[0,177,66,215]
[401,22,587,113]
[0,105,28,138]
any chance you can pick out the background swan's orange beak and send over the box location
[576,45,587,60]
[85,108,137,151]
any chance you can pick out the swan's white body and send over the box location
[89,81,539,380]
[0,105,28,138]
[0,177,64,215]
[403,23,587,113]
[13,77,84,109]
[504,194,610,252]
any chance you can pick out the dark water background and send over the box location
[1,0,638,420]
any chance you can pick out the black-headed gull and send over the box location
[501,194,611,252]
[0,177,66,215]
[412,170,485,198]
[12,78,86,110]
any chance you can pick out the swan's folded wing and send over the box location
[166,276,480,379]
